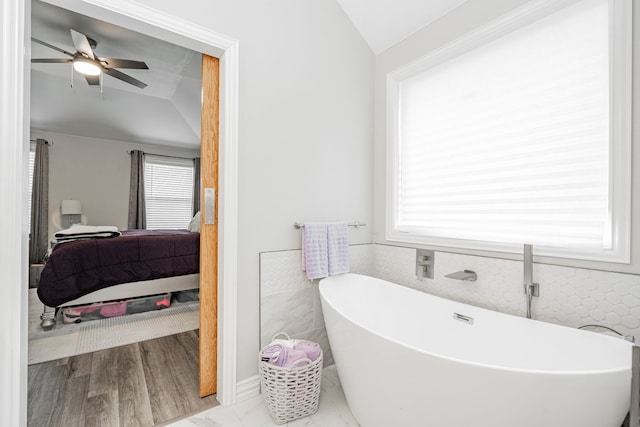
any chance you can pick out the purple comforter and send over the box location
[37,229,199,307]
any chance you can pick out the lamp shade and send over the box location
[61,199,82,215]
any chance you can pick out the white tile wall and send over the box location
[260,243,640,363]
[259,245,373,367]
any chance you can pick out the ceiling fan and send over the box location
[32,29,149,89]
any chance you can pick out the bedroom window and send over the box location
[27,149,36,230]
[386,0,632,263]
[144,155,194,230]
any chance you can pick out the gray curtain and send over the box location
[128,150,146,229]
[29,139,49,264]
[193,157,201,215]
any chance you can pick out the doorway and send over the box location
[29,1,218,397]
[0,1,240,422]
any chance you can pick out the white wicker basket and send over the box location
[259,335,323,424]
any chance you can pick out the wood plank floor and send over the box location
[27,331,218,427]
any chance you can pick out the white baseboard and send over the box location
[236,375,261,402]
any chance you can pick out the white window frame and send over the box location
[386,0,632,263]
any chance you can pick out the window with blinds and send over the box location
[387,0,631,262]
[27,149,35,231]
[144,155,194,230]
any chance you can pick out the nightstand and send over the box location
[29,263,44,288]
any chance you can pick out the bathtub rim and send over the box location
[319,273,632,376]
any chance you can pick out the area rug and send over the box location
[28,289,199,365]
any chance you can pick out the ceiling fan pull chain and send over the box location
[70,62,74,88]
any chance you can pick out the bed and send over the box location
[37,229,200,330]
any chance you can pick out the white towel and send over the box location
[328,222,349,275]
[54,224,121,242]
[301,223,329,280]
[301,222,350,280]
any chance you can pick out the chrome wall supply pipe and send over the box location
[578,324,635,343]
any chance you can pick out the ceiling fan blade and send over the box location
[99,58,149,69]
[31,37,75,57]
[31,58,73,64]
[70,29,95,59]
[103,67,147,89]
[84,74,100,86]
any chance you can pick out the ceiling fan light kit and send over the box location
[73,58,101,76]
[32,28,149,91]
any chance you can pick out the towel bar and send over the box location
[293,221,366,229]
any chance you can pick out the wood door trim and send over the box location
[199,54,219,397]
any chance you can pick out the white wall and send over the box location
[374,0,640,275]
[31,130,199,244]
[127,0,375,380]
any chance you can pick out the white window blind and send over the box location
[389,0,631,261]
[27,149,35,230]
[144,155,194,230]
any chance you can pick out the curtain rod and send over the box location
[126,150,199,160]
[29,139,54,145]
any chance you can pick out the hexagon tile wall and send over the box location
[372,245,640,341]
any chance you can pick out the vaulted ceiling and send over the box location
[336,0,469,54]
[30,0,465,149]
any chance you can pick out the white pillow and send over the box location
[188,211,201,232]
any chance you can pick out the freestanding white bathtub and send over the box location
[319,273,632,427]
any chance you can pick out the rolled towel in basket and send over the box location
[260,344,285,363]
[271,338,295,349]
[260,344,310,367]
[294,340,321,362]
[281,348,309,367]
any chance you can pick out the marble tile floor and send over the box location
[166,365,360,427]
